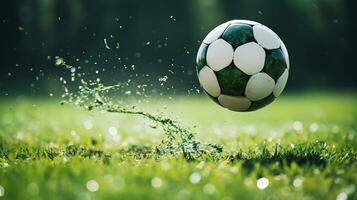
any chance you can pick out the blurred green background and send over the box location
[0,0,356,97]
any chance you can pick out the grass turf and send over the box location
[0,93,356,200]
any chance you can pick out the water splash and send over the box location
[55,56,223,160]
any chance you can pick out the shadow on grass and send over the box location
[228,141,356,173]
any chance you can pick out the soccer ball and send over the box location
[196,19,289,112]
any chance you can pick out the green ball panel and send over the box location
[247,93,275,111]
[221,24,254,48]
[196,43,209,72]
[263,49,287,81]
[215,64,249,96]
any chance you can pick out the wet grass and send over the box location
[0,94,356,200]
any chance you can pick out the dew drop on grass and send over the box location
[336,192,348,200]
[105,126,120,145]
[84,120,93,130]
[292,121,303,132]
[256,177,269,190]
[108,127,118,135]
[151,177,163,188]
[189,172,201,184]
[86,180,99,192]
[293,178,303,188]
[309,123,319,133]
[70,130,80,141]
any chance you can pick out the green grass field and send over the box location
[0,93,356,200]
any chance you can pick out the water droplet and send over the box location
[55,57,64,66]
[108,127,118,135]
[169,15,176,21]
[336,192,347,200]
[257,177,269,190]
[293,178,303,188]
[70,130,80,141]
[104,38,111,49]
[86,180,99,192]
[151,177,163,188]
[84,120,93,130]
[309,123,319,133]
[292,121,303,132]
[189,172,201,184]
[105,127,120,146]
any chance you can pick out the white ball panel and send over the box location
[198,66,221,97]
[280,40,290,69]
[273,69,288,97]
[245,73,275,101]
[227,19,260,26]
[233,42,265,75]
[206,39,234,71]
[253,25,281,50]
[218,95,251,111]
[203,23,230,44]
